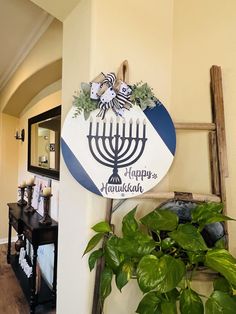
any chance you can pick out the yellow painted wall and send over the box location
[58,0,174,313]
[0,19,62,113]
[0,113,19,240]
[170,0,236,256]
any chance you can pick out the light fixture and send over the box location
[15,129,25,142]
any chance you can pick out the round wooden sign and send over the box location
[61,104,176,199]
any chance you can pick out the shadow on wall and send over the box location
[3,59,62,117]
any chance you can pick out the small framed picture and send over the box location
[32,175,51,216]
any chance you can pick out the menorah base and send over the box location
[108,173,122,185]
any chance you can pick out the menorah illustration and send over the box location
[87,117,147,184]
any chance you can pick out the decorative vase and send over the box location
[15,234,24,252]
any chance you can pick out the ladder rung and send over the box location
[135,191,221,203]
[174,122,216,131]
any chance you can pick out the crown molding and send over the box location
[0,13,54,91]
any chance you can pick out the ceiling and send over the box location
[0,0,54,91]
[30,0,79,21]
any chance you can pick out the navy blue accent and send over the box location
[144,102,176,155]
[61,138,102,196]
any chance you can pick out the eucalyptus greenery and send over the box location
[72,81,158,119]
[84,202,236,313]
[73,83,98,120]
[130,82,158,110]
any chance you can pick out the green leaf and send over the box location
[213,277,232,294]
[88,249,103,271]
[115,260,133,291]
[83,233,104,255]
[180,288,204,314]
[141,209,178,232]
[187,251,205,264]
[105,236,124,271]
[136,291,161,314]
[161,237,176,250]
[205,249,236,287]
[214,237,227,249]
[191,203,234,231]
[169,224,208,251]
[117,232,156,257]
[155,255,186,293]
[166,288,180,301]
[92,221,112,233]
[137,255,160,293]
[122,207,139,237]
[83,110,90,120]
[161,300,177,314]
[192,203,223,222]
[206,291,236,314]
[99,267,113,303]
[199,214,234,231]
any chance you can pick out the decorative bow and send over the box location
[90,72,133,119]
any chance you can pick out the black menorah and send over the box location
[87,117,147,184]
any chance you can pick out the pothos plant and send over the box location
[84,202,236,313]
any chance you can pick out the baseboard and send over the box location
[0,236,17,245]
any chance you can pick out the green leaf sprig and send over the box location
[130,82,158,110]
[84,202,236,314]
[72,83,98,120]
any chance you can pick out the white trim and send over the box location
[0,13,54,91]
[0,236,17,245]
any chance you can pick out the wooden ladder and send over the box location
[92,65,228,314]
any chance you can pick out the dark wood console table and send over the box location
[7,203,58,314]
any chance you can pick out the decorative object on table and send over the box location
[14,129,25,142]
[32,176,52,216]
[24,177,35,213]
[15,234,24,252]
[19,248,32,278]
[39,187,52,225]
[84,202,236,314]
[62,60,176,199]
[17,181,27,206]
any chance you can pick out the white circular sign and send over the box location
[62,104,176,199]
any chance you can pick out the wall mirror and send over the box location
[28,105,61,180]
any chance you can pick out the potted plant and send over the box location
[84,202,236,313]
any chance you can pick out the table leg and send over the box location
[52,240,58,307]
[30,244,38,314]
[7,220,12,264]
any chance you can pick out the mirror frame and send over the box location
[28,105,61,180]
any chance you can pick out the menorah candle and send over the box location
[89,116,93,134]
[129,118,133,137]
[143,119,146,138]
[136,119,140,137]
[116,117,120,134]
[43,187,51,196]
[109,117,113,137]
[103,118,106,136]
[122,119,125,136]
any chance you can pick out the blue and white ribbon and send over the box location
[90,72,133,119]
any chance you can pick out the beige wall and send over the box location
[0,19,62,113]
[0,113,19,240]
[58,0,174,313]
[170,0,236,256]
